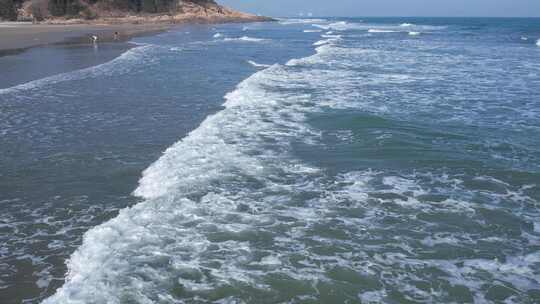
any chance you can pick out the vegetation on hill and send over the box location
[0,0,222,21]
[0,0,18,20]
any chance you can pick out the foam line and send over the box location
[0,45,153,96]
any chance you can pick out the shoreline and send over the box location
[0,15,274,57]
[0,23,171,57]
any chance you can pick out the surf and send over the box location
[368,29,399,33]
[223,36,268,42]
[247,60,272,68]
[41,49,323,303]
[35,18,540,304]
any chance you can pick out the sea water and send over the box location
[1,18,539,303]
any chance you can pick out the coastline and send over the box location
[0,23,170,56]
[0,15,273,57]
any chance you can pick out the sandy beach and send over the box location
[0,0,272,56]
[0,22,171,56]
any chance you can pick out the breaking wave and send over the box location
[278,18,327,25]
[314,22,444,33]
[368,29,399,33]
[223,36,268,43]
[247,60,272,68]
[313,21,353,31]
[40,20,540,304]
[43,43,328,303]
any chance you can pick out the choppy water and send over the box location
[1,18,540,303]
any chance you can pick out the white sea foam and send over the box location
[313,21,355,31]
[358,290,387,303]
[285,43,336,66]
[213,33,223,38]
[223,36,268,42]
[537,39,540,47]
[0,45,154,96]
[247,60,272,68]
[321,34,342,39]
[278,18,327,25]
[400,23,414,27]
[43,60,323,303]
[41,24,540,303]
[368,29,399,33]
[316,22,445,33]
[303,29,322,33]
[313,37,341,46]
[408,31,421,36]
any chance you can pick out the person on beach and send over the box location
[90,35,98,44]
[114,32,119,40]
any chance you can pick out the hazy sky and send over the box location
[219,0,540,17]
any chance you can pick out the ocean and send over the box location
[0,17,539,303]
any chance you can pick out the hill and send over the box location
[0,0,271,23]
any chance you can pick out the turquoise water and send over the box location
[1,18,540,303]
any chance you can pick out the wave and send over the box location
[537,39,540,47]
[223,36,268,42]
[42,24,540,303]
[0,45,153,96]
[313,39,332,46]
[315,22,445,33]
[213,33,223,38]
[303,29,322,33]
[313,21,354,31]
[43,32,365,303]
[368,29,399,33]
[408,31,421,36]
[321,34,342,39]
[278,18,327,25]
[42,48,323,302]
[247,60,272,68]
[313,36,342,46]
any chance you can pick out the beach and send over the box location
[0,0,272,56]
[0,23,171,55]
[0,12,271,55]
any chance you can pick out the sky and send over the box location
[219,0,540,17]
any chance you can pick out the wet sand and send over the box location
[0,23,170,56]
